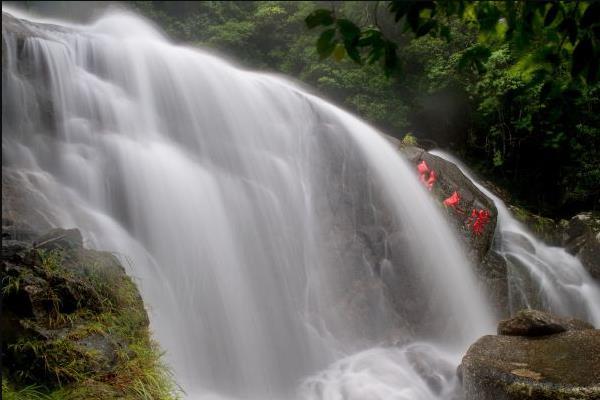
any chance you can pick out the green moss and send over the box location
[506,381,598,400]
[2,241,181,400]
[401,133,418,147]
[509,205,559,244]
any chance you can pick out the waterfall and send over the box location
[2,9,495,399]
[431,150,600,327]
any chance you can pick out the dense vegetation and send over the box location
[18,1,599,216]
[1,229,180,400]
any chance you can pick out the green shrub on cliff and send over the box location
[1,229,181,400]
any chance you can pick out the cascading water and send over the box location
[2,8,496,399]
[431,150,600,327]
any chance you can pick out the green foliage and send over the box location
[2,246,180,400]
[305,8,399,76]
[304,1,599,216]
[2,382,51,400]
[308,1,599,85]
[402,133,418,146]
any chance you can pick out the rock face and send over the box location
[509,205,562,246]
[1,227,177,398]
[391,141,511,316]
[511,208,600,281]
[461,310,600,400]
[397,145,498,263]
[497,309,594,336]
[561,212,600,280]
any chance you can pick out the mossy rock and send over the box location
[508,206,561,246]
[461,329,600,400]
[1,228,179,399]
[561,212,600,280]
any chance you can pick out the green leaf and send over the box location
[305,9,334,29]
[358,29,382,47]
[316,29,336,60]
[345,44,362,64]
[332,43,346,61]
[337,19,360,41]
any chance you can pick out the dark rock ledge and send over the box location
[460,310,599,400]
[1,226,180,399]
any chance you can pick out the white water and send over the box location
[431,150,600,327]
[1,8,497,400]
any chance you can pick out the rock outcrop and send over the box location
[461,310,599,400]
[1,227,179,399]
[561,212,600,280]
[497,309,594,336]
[397,144,498,263]
[389,139,511,316]
[511,208,600,280]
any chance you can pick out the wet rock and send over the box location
[461,329,600,400]
[498,309,594,336]
[406,346,457,396]
[393,143,497,262]
[2,169,56,234]
[389,141,511,316]
[34,228,83,250]
[1,226,149,389]
[509,205,561,246]
[506,208,600,280]
[561,212,600,280]
[478,247,509,317]
[501,231,535,253]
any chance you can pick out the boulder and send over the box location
[461,330,600,400]
[504,207,599,280]
[394,144,498,263]
[389,141,511,316]
[498,309,594,336]
[461,310,599,400]
[1,227,148,389]
[2,170,55,235]
[561,212,600,280]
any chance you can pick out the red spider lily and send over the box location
[467,209,491,235]
[443,191,461,208]
[417,160,437,190]
[426,170,437,191]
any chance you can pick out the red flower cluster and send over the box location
[443,191,461,208]
[417,160,437,191]
[418,160,491,235]
[468,209,491,236]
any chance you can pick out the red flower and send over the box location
[467,208,491,235]
[443,191,461,208]
[417,160,437,190]
[426,170,437,191]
